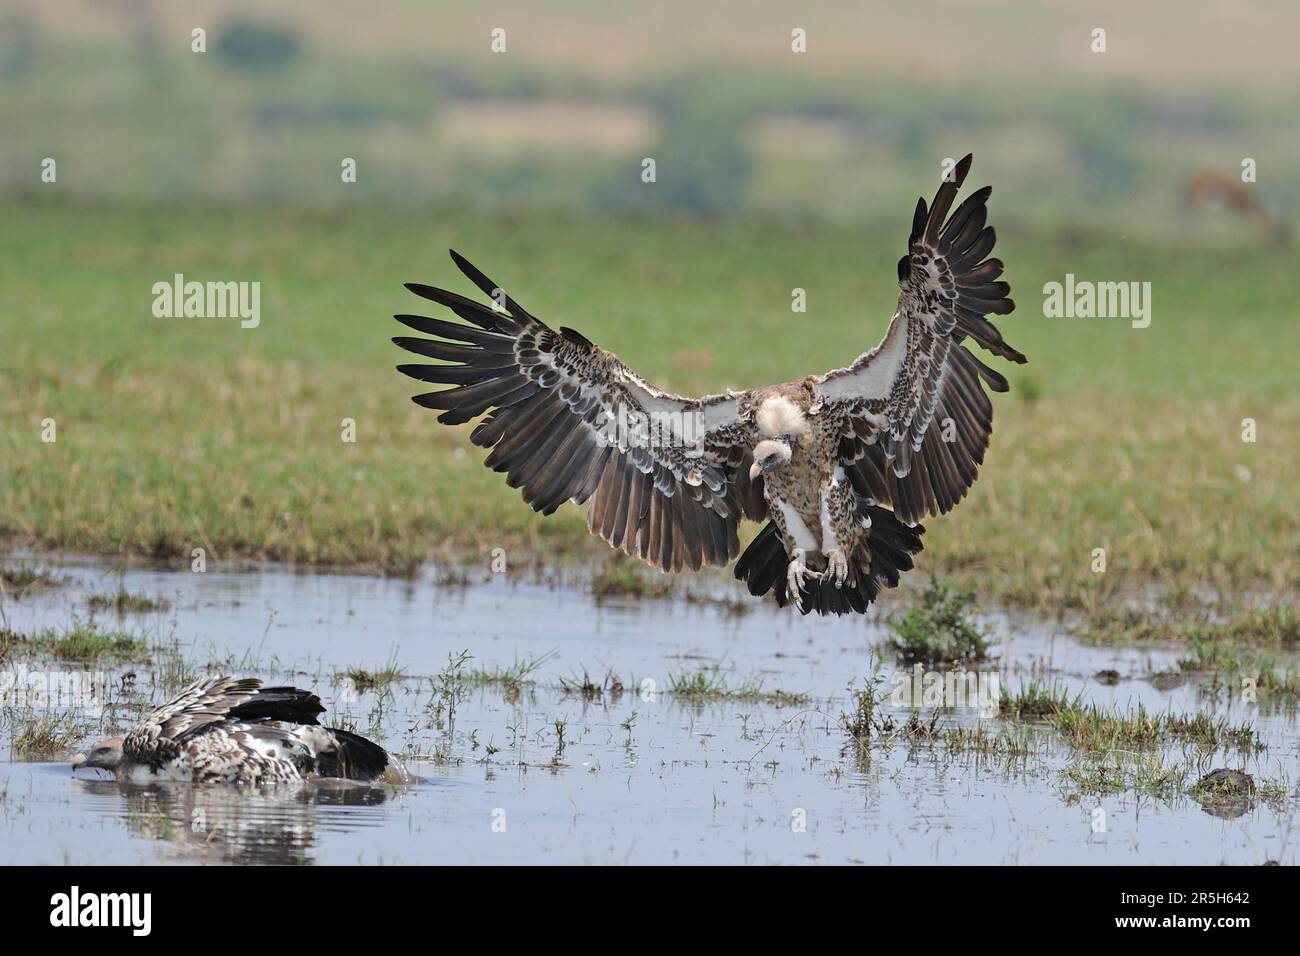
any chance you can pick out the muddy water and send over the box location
[1,557,1295,865]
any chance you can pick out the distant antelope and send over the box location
[1183,172,1289,243]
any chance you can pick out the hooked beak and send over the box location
[749,461,762,481]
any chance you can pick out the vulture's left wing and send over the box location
[813,153,1025,526]
[394,252,762,572]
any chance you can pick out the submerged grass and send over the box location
[1172,636,1300,705]
[341,661,406,693]
[558,667,625,699]
[1000,683,1261,753]
[87,588,171,614]
[590,556,675,600]
[668,664,810,707]
[1061,752,1193,802]
[0,562,63,596]
[8,711,86,760]
[468,650,558,687]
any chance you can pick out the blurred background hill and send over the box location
[3,0,1298,238]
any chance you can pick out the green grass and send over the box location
[1000,688,1261,754]
[0,561,63,596]
[1,199,1297,611]
[884,579,991,665]
[87,587,171,614]
[591,555,675,599]
[8,711,86,760]
[999,681,1081,720]
[1082,602,1300,647]
[1,621,150,663]
[468,650,558,687]
[668,664,810,707]
[341,659,406,693]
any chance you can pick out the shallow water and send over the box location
[1,557,1295,865]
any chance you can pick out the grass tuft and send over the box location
[2,620,150,663]
[0,562,63,596]
[87,588,171,614]
[590,556,674,600]
[9,712,85,759]
[668,664,809,707]
[884,579,990,666]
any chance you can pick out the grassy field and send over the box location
[1,199,1297,610]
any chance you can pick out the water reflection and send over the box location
[71,776,396,864]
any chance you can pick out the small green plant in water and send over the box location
[591,555,674,600]
[87,588,170,614]
[885,579,990,666]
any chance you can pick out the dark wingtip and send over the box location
[404,282,443,302]
[448,249,482,285]
[947,153,972,190]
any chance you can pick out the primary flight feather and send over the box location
[393,154,1023,615]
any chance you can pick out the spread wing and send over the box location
[812,153,1025,526]
[124,676,327,765]
[394,252,764,572]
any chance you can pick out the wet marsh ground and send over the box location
[1,555,1296,865]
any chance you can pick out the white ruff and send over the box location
[756,396,808,437]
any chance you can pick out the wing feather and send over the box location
[812,154,1024,525]
[395,252,755,572]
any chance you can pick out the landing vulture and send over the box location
[394,154,1023,614]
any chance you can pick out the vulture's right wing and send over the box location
[394,252,764,572]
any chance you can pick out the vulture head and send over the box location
[750,436,796,479]
[72,736,124,774]
[749,394,809,480]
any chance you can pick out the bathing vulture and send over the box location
[72,675,395,785]
[394,154,1023,614]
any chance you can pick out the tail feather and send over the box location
[226,686,325,726]
[316,727,390,781]
[733,503,924,616]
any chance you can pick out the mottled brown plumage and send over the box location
[73,676,396,786]
[394,154,1021,614]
